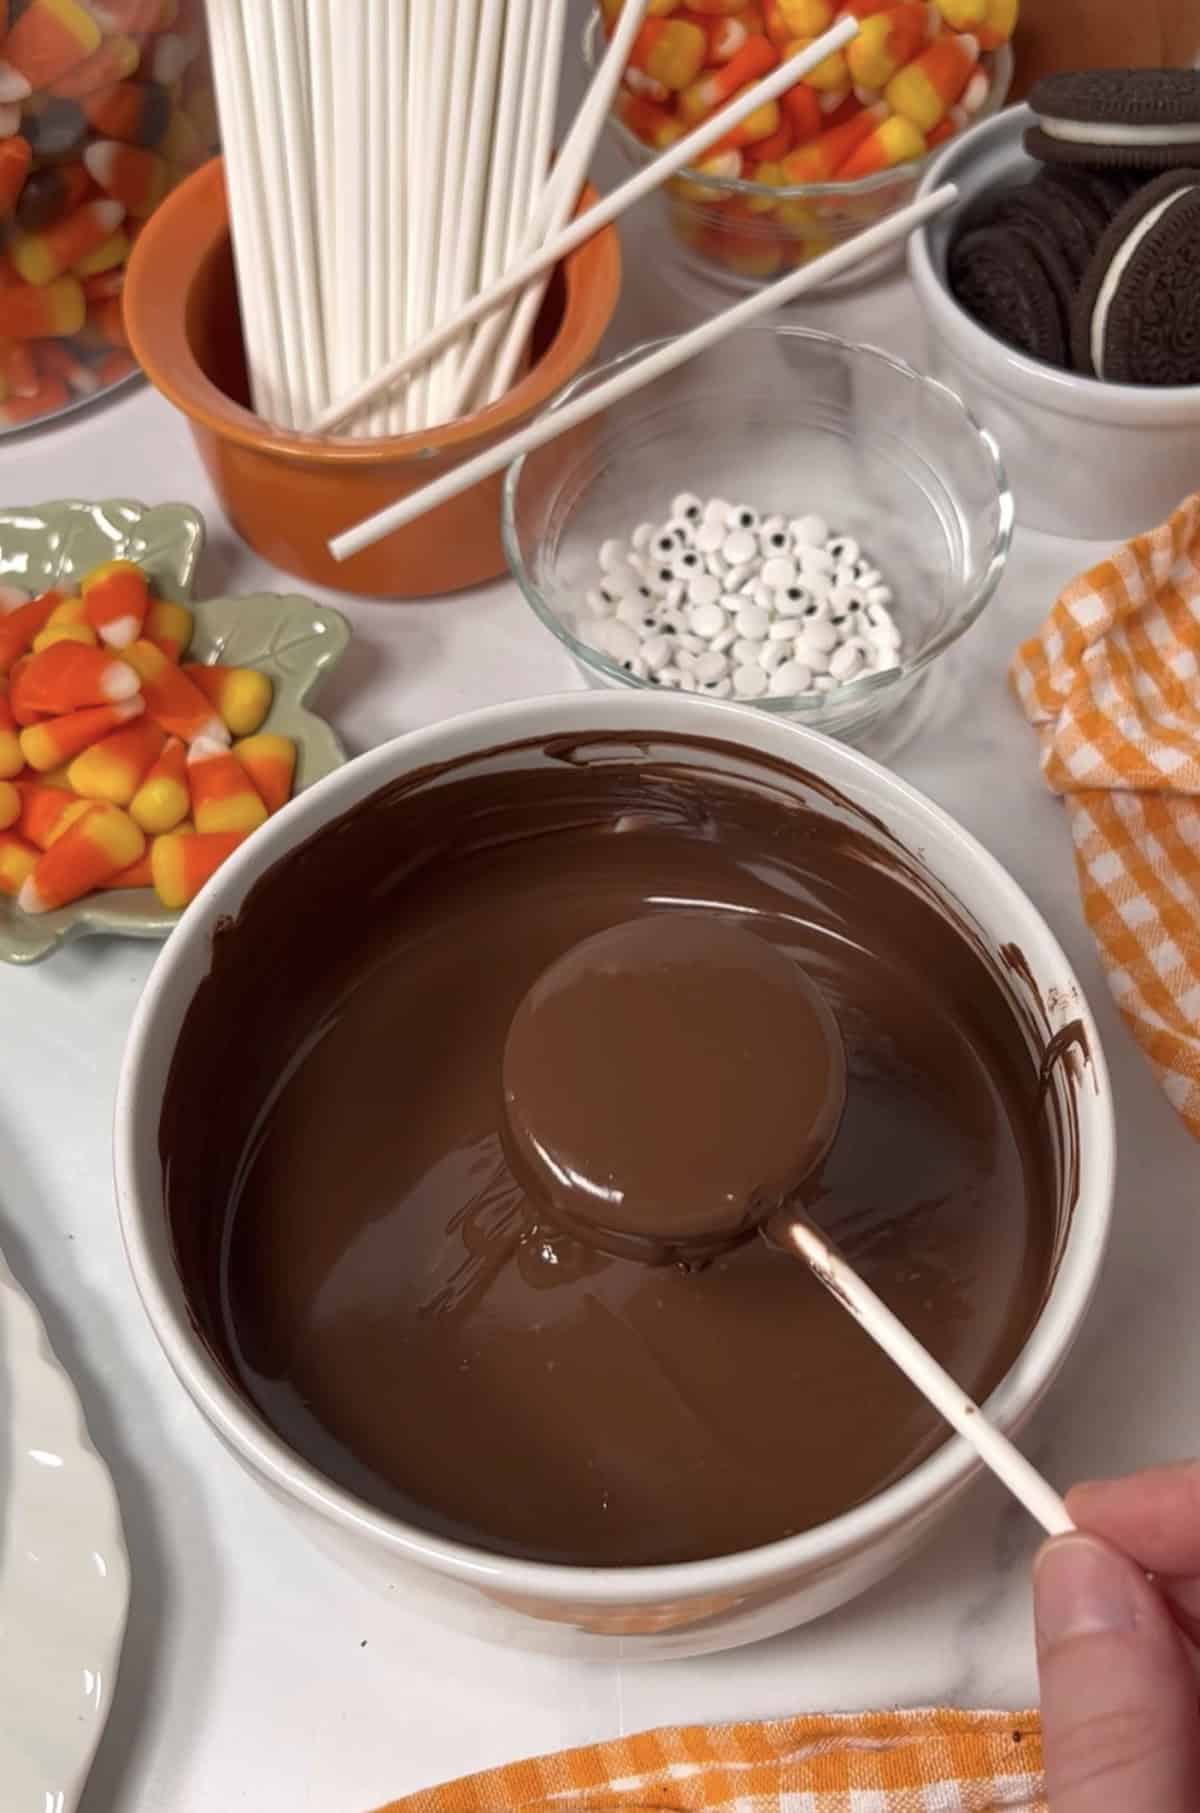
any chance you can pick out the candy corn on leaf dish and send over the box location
[0,499,348,964]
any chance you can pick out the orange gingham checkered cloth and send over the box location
[1011,490,1200,1136]
[374,1709,1045,1813]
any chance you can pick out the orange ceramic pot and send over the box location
[124,160,622,599]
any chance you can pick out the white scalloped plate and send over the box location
[0,1248,129,1810]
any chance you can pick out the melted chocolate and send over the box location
[161,733,1065,1569]
[503,914,847,1262]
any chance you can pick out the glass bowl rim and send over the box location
[581,10,1014,203]
[501,322,1015,718]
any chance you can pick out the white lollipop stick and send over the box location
[779,1213,1073,1537]
[314,13,858,434]
[205,0,286,423]
[427,0,484,421]
[430,0,506,415]
[454,0,632,416]
[328,181,954,562]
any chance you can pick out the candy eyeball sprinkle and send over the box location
[580,496,901,702]
[671,492,704,525]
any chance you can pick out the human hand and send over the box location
[1035,1462,1200,1809]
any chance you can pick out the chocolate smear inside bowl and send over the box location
[161,731,1070,1571]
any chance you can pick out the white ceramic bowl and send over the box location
[115,693,1115,1660]
[909,106,1200,541]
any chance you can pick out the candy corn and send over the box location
[19,801,145,913]
[129,734,188,832]
[933,0,986,24]
[0,698,20,779]
[74,229,130,277]
[0,830,36,897]
[0,777,19,831]
[770,0,833,31]
[0,136,31,216]
[233,733,295,816]
[679,9,750,61]
[678,33,777,121]
[12,639,141,717]
[16,778,89,848]
[715,95,781,149]
[67,718,164,804]
[780,103,883,181]
[975,0,1016,50]
[630,17,708,90]
[0,0,102,99]
[783,35,847,91]
[182,662,272,737]
[0,275,85,340]
[847,4,931,91]
[19,695,144,771]
[885,33,978,130]
[31,594,97,650]
[48,32,141,99]
[149,28,199,85]
[144,597,193,662]
[0,593,60,674]
[779,79,821,142]
[120,638,226,743]
[618,90,685,149]
[151,828,244,910]
[83,139,171,216]
[99,846,153,889]
[83,79,172,147]
[837,111,927,176]
[187,737,268,836]
[81,557,148,648]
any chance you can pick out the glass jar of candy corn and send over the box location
[0,0,215,433]
[586,1,1014,292]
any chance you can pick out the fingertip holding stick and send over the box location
[327,181,957,564]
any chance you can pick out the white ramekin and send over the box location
[114,692,1115,1659]
[910,106,1200,541]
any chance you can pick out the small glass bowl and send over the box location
[502,325,1013,758]
[582,12,1012,294]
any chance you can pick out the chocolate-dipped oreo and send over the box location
[1071,168,1200,383]
[1026,69,1200,171]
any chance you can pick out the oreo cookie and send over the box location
[1071,169,1200,384]
[948,221,1072,368]
[1026,69,1200,171]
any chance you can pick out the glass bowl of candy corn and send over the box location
[503,324,1013,759]
[0,499,349,964]
[0,0,216,435]
[584,3,1012,291]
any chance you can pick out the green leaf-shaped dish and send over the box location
[0,500,349,966]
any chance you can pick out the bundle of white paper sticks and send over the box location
[206,0,588,436]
